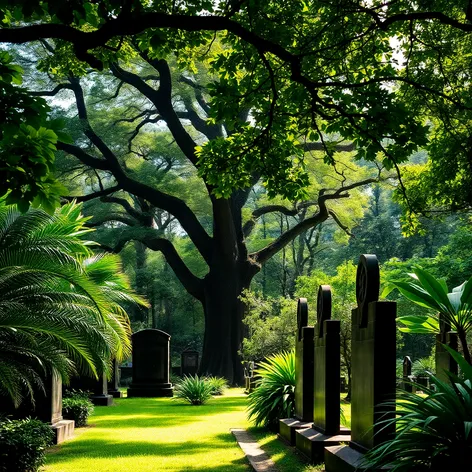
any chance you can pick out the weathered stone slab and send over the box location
[296,428,351,463]
[278,418,311,446]
[181,350,199,376]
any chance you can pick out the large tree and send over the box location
[23,42,378,382]
[1,1,472,216]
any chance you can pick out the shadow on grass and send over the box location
[47,433,240,463]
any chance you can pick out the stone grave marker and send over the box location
[244,361,256,393]
[279,298,314,445]
[0,372,74,444]
[325,254,396,471]
[401,356,415,393]
[181,350,199,377]
[108,358,123,398]
[127,329,173,397]
[435,313,458,383]
[296,285,350,462]
[70,371,113,406]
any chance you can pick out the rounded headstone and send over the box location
[297,298,308,341]
[356,254,380,327]
[316,284,332,338]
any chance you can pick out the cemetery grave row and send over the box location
[278,254,458,471]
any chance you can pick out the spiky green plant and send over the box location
[363,346,472,471]
[412,356,435,377]
[247,350,295,428]
[386,268,472,364]
[173,375,213,405]
[0,199,146,406]
[205,376,228,395]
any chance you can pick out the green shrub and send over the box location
[174,375,213,405]
[364,347,472,471]
[205,376,228,395]
[170,372,182,385]
[412,356,435,376]
[0,417,54,472]
[62,391,94,427]
[247,350,295,429]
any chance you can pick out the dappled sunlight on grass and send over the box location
[45,389,251,472]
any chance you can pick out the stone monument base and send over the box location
[324,444,390,471]
[108,390,124,398]
[278,418,312,446]
[90,394,113,406]
[296,427,351,463]
[51,419,75,444]
[127,383,173,398]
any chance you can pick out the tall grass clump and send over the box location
[174,375,213,405]
[247,350,295,429]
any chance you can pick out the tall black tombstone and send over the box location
[435,314,458,383]
[181,350,199,377]
[69,371,113,406]
[401,356,415,393]
[279,298,314,445]
[127,329,173,397]
[296,285,350,462]
[325,255,397,472]
[108,358,123,398]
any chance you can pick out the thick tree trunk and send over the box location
[199,260,257,385]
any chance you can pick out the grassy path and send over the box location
[44,389,321,472]
[45,389,250,472]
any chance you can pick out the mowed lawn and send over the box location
[45,389,251,472]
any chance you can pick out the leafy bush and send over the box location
[412,356,435,377]
[0,417,54,472]
[205,376,228,395]
[247,350,295,429]
[174,375,213,405]
[62,391,94,427]
[364,347,472,471]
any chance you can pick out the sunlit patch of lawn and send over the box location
[45,389,251,472]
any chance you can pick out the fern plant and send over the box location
[0,199,146,406]
[247,350,295,428]
[173,375,213,405]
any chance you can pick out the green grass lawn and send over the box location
[44,389,313,472]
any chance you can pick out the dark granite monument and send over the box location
[127,329,173,397]
[279,298,314,445]
[181,350,199,377]
[435,314,458,383]
[296,285,350,462]
[70,371,113,406]
[108,358,123,398]
[325,254,397,472]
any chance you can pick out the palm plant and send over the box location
[0,199,145,406]
[247,350,295,428]
[386,268,472,364]
[363,347,472,471]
